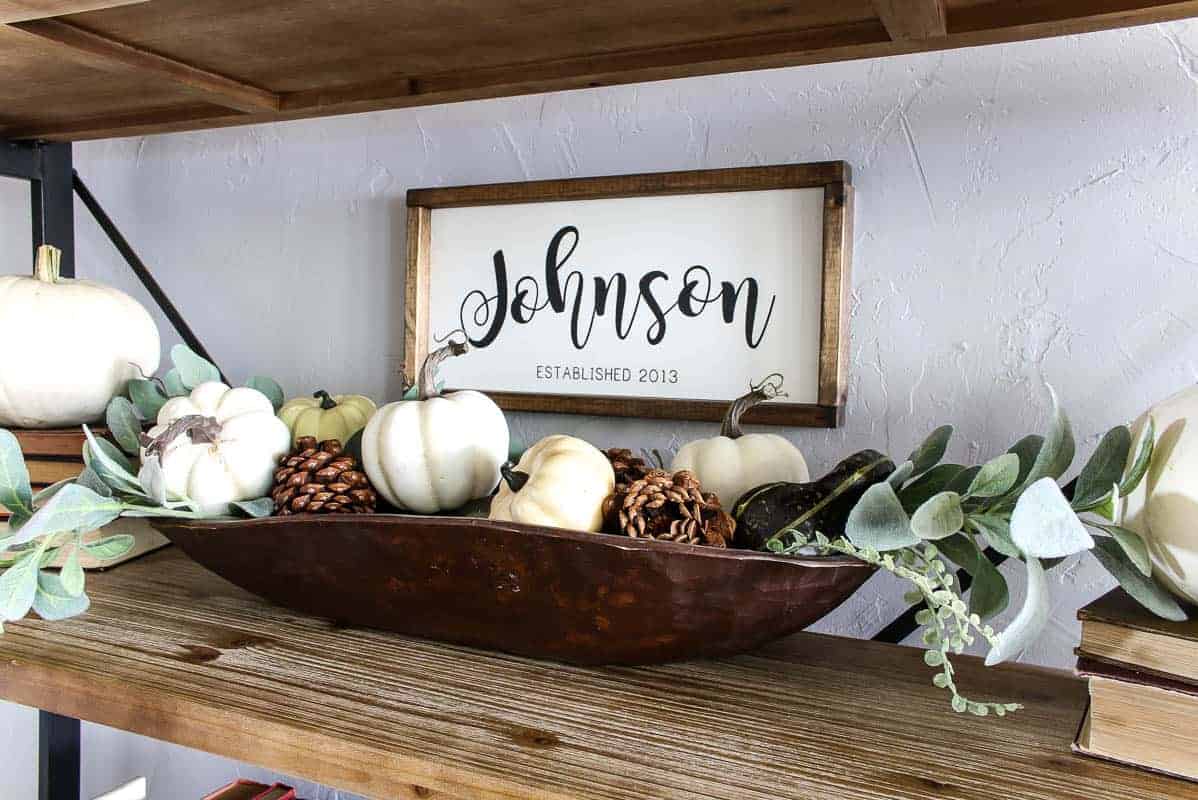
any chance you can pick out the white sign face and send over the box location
[425,187,826,405]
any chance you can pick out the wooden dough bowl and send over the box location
[151,515,873,665]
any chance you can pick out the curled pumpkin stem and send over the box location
[314,389,338,410]
[417,331,469,401]
[720,373,788,439]
[500,462,530,493]
[139,414,221,459]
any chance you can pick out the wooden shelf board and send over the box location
[1,0,1197,141]
[0,547,1188,800]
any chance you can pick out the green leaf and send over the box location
[1007,435,1045,490]
[171,344,221,389]
[1091,536,1186,621]
[163,368,188,397]
[967,453,1020,499]
[908,426,953,475]
[966,514,1021,558]
[910,492,964,540]
[924,649,944,666]
[137,457,168,506]
[1119,417,1155,498]
[887,460,915,490]
[934,532,983,575]
[1090,523,1151,576]
[83,534,134,561]
[1010,477,1094,559]
[60,546,84,597]
[985,557,1049,666]
[1021,385,1075,489]
[105,396,143,455]
[75,467,113,498]
[0,543,44,620]
[946,466,982,496]
[82,426,143,495]
[898,464,964,514]
[232,498,274,518]
[0,429,33,523]
[969,552,1009,619]
[245,376,284,412]
[32,571,89,621]
[32,479,73,504]
[1073,426,1132,510]
[8,484,123,546]
[845,482,918,551]
[127,379,167,422]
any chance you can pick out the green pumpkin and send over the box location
[733,449,896,550]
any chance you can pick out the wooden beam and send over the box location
[7,18,280,113]
[873,0,946,40]
[0,0,146,23]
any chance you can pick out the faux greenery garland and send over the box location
[766,387,1185,713]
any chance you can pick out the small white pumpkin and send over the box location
[489,435,615,532]
[278,389,377,446]
[1121,384,1198,605]
[141,381,291,516]
[0,245,159,428]
[671,375,809,507]
[361,340,509,513]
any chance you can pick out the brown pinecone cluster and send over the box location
[601,449,736,548]
[271,437,378,515]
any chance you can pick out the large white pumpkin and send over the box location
[361,341,509,513]
[0,245,159,428]
[1121,385,1198,605]
[671,375,809,507]
[141,381,291,516]
[490,435,615,532]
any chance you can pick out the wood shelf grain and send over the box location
[2,1,1198,141]
[0,547,1188,799]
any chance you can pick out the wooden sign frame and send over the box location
[405,161,852,427]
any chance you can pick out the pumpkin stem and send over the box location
[720,373,788,439]
[139,415,221,459]
[314,390,338,410]
[500,462,530,493]
[33,245,61,283]
[417,332,468,401]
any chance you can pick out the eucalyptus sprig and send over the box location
[106,343,284,456]
[0,346,281,629]
[765,385,1185,714]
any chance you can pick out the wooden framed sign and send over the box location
[405,162,852,427]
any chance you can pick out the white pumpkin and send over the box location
[361,341,509,513]
[141,381,291,516]
[489,435,615,532]
[0,245,159,428]
[671,375,809,507]
[1121,385,1198,605]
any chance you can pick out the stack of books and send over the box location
[1073,588,1198,781]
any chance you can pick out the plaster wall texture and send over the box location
[1,18,1197,798]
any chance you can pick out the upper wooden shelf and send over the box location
[0,546,1189,799]
[2,0,1198,142]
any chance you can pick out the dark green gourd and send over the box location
[732,450,896,551]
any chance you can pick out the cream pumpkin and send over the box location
[489,435,615,532]
[278,390,376,446]
[141,381,291,516]
[1121,385,1198,605]
[361,341,509,513]
[0,245,159,428]
[671,375,809,507]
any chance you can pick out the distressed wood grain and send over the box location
[0,548,1189,799]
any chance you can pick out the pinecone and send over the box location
[271,437,377,515]
[604,448,652,487]
[602,469,736,548]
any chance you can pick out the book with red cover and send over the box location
[201,780,296,800]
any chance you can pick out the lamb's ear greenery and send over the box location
[768,387,1184,716]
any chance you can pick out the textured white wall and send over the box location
[2,19,1197,798]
